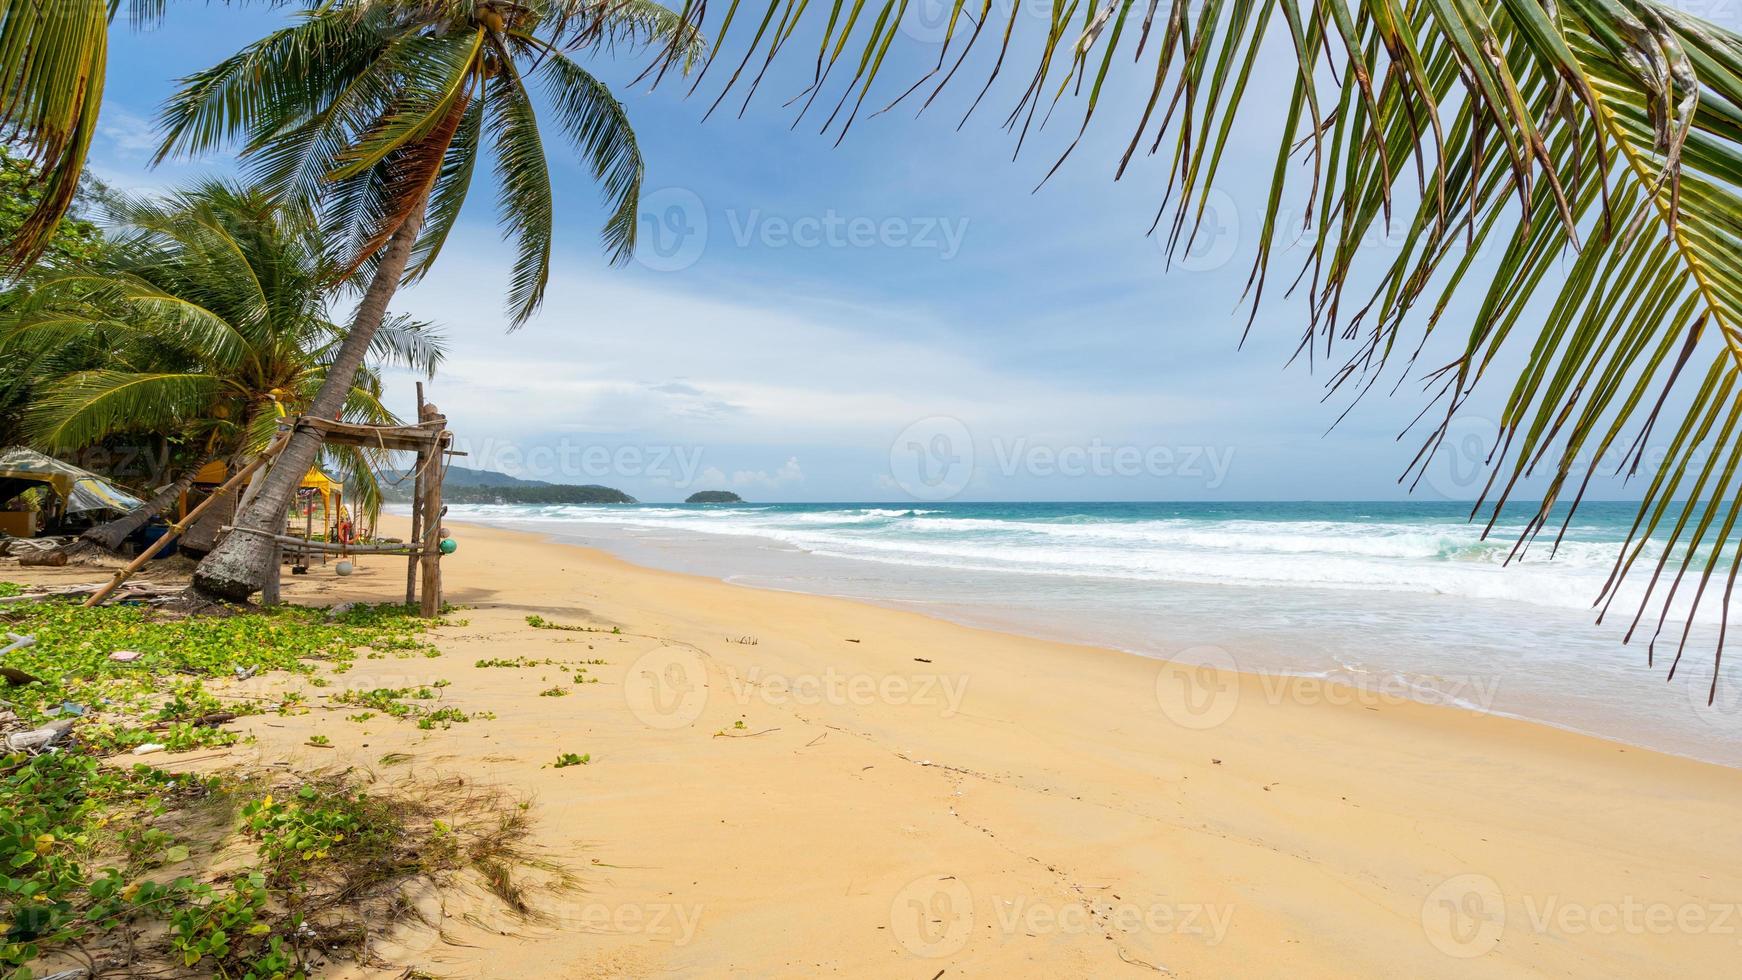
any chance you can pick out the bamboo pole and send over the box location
[226,531,425,555]
[84,433,291,608]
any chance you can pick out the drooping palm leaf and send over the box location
[0,0,112,268]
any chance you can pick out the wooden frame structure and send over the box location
[265,397,453,617]
[86,393,455,617]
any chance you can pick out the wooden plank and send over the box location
[294,415,447,452]
[224,530,422,555]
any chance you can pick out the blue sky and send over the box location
[84,3,1672,503]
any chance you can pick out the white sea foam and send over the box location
[444,502,1670,614]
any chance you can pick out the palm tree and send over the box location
[134,0,702,601]
[2,181,445,553]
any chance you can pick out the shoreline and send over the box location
[437,508,1742,769]
[15,517,1742,976]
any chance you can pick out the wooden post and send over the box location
[405,383,425,608]
[302,499,315,567]
[418,437,443,618]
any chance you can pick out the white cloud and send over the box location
[734,457,804,489]
[698,457,804,490]
[383,241,1224,461]
[98,105,162,159]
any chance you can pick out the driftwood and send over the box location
[0,535,75,558]
[226,527,425,556]
[0,582,183,605]
[0,665,41,685]
[3,718,74,753]
[148,711,237,731]
[0,632,41,685]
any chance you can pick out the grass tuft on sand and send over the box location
[0,596,548,978]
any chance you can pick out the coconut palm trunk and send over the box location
[190,191,430,601]
[69,449,218,555]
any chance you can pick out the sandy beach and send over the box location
[18,517,1742,978]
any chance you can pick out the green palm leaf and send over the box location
[25,370,222,451]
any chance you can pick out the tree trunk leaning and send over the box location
[66,451,219,556]
[190,191,432,602]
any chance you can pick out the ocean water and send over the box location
[439,500,1742,766]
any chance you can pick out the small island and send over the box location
[685,491,743,504]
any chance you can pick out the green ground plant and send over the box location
[0,597,517,978]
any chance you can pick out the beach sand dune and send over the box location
[29,519,1742,978]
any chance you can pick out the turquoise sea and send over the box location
[441,500,1742,765]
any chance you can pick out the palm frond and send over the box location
[541,0,708,63]
[25,370,221,451]
[524,41,644,268]
[406,95,485,280]
[0,0,108,268]
[321,440,387,522]
[366,313,448,377]
[485,57,557,324]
